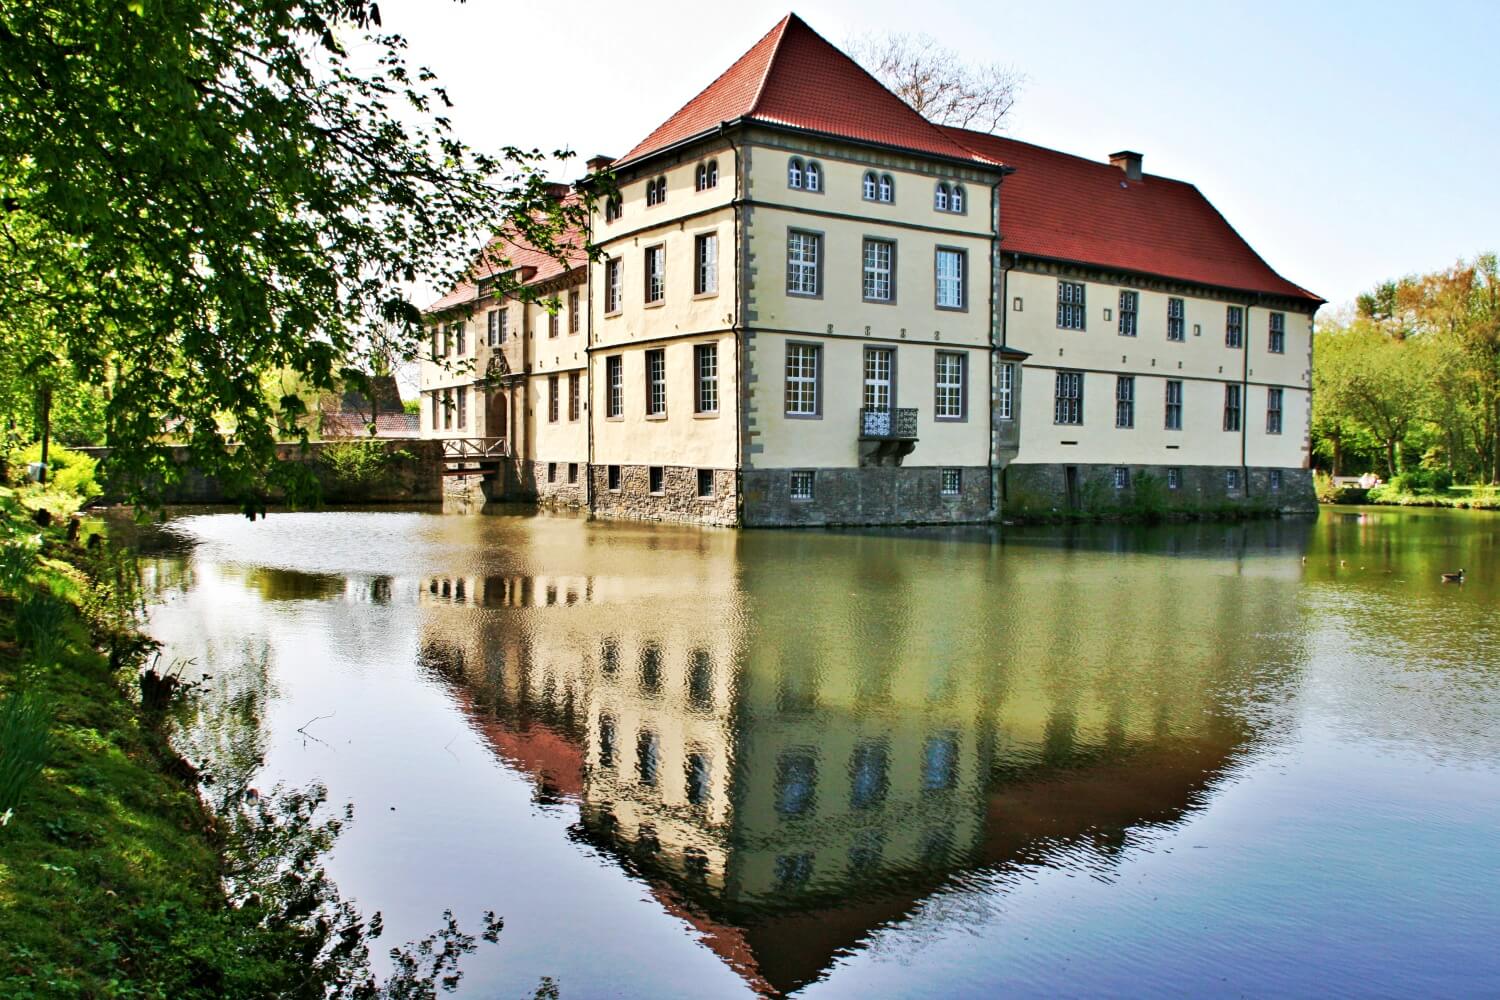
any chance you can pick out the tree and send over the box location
[0,0,592,513]
[846,32,1023,133]
[1314,319,1430,478]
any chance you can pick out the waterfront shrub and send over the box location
[1126,472,1169,521]
[5,442,100,500]
[321,438,412,491]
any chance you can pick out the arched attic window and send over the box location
[863,171,878,200]
[788,157,804,189]
[951,184,965,213]
[934,182,950,211]
[804,161,821,192]
[878,174,894,203]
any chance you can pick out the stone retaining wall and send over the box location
[1004,463,1316,518]
[589,465,739,526]
[742,466,992,527]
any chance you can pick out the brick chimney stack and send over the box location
[1109,150,1144,181]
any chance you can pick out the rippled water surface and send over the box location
[133,505,1500,997]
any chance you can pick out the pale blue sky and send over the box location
[377,0,1499,309]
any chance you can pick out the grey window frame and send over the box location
[694,343,719,414]
[605,258,623,314]
[1167,467,1181,490]
[804,161,822,192]
[935,246,966,311]
[1165,379,1183,430]
[697,468,714,498]
[862,237,896,303]
[784,341,822,418]
[568,289,580,333]
[645,347,667,417]
[1224,383,1243,432]
[787,157,803,189]
[997,362,1015,420]
[863,346,895,412]
[644,244,665,304]
[789,470,815,501]
[694,232,718,296]
[1054,370,1083,425]
[934,350,967,421]
[547,373,559,423]
[605,354,624,419]
[786,228,823,297]
[862,171,878,201]
[878,173,894,203]
[1057,281,1086,330]
[1115,375,1135,428]
[1167,297,1185,341]
[940,468,962,496]
[568,371,580,421]
[1266,386,1283,434]
[1113,466,1130,490]
[1118,290,1138,337]
[1226,305,1244,348]
[1269,312,1286,354]
[487,308,500,346]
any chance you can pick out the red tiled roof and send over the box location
[427,195,587,314]
[950,129,1321,303]
[618,14,997,168]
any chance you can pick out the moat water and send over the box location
[132,505,1500,997]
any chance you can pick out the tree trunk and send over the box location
[1385,439,1397,480]
[37,386,52,486]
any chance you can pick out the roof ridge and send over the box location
[745,13,795,118]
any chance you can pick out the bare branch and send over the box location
[846,32,1024,134]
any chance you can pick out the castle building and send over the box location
[420,13,1321,526]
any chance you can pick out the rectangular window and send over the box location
[547,461,556,483]
[430,390,439,430]
[940,468,961,496]
[644,245,665,303]
[431,327,440,359]
[1167,297,1185,342]
[787,230,821,296]
[568,462,578,484]
[863,238,894,302]
[1224,383,1243,432]
[645,348,666,416]
[1113,466,1130,490]
[568,289,580,333]
[548,309,558,338]
[1057,281,1086,330]
[789,470,815,501]
[695,343,718,414]
[1269,312,1286,353]
[1226,468,1241,491]
[442,388,452,429]
[1226,305,1244,348]
[1054,370,1083,425]
[547,374,559,423]
[1167,467,1181,490]
[697,468,714,498]
[648,466,664,494]
[935,248,965,309]
[605,259,623,314]
[1270,469,1282,491]
[785,343,820,416]
[498,308,509,343]
[997,362,1015,420]
[455,322,466,355]
[487,309,500,346]
[1165,379,1183,430]
[605,355,623,418]
[1266,386,1284,434]
[456,386,467,428]
[695,233,718,295]
[934,351,966,420]
[1118,290,1138,336]
[568,372,580,421]
[607,465,620,490]
[863,348,893,411]
[1115,375,1135,428]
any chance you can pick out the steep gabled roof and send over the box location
[948,128,1321,303]
[426,194,587,314]
[617,14,997,168]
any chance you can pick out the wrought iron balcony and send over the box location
[857,408,918,467]
[859,407,918,440]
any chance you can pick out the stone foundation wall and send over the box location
[742,466,992,527]
[588,465,738,526]
[1003,463,1316,518]
[528,460,588,509]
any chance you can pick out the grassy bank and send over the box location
[1315,474,1500,510]
[0,488,498,997]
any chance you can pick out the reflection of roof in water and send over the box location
[426,642,1248,998]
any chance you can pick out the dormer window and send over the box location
[645,176,667,206]
[863,171,877,200]
[696,160,718,191]
[878,174,893,203]
[788,157,804,189]
[805,161,821,192]
[935,183,950,211]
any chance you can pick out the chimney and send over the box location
[585,154,614,173]
[1109,150,1143,181]
[544,182,571,201]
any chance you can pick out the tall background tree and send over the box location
[846,32,1024,133]
[0,0,590,512]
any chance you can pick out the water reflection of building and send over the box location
[415,525,1293,996]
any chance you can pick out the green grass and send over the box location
[1362,483,1500,510]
